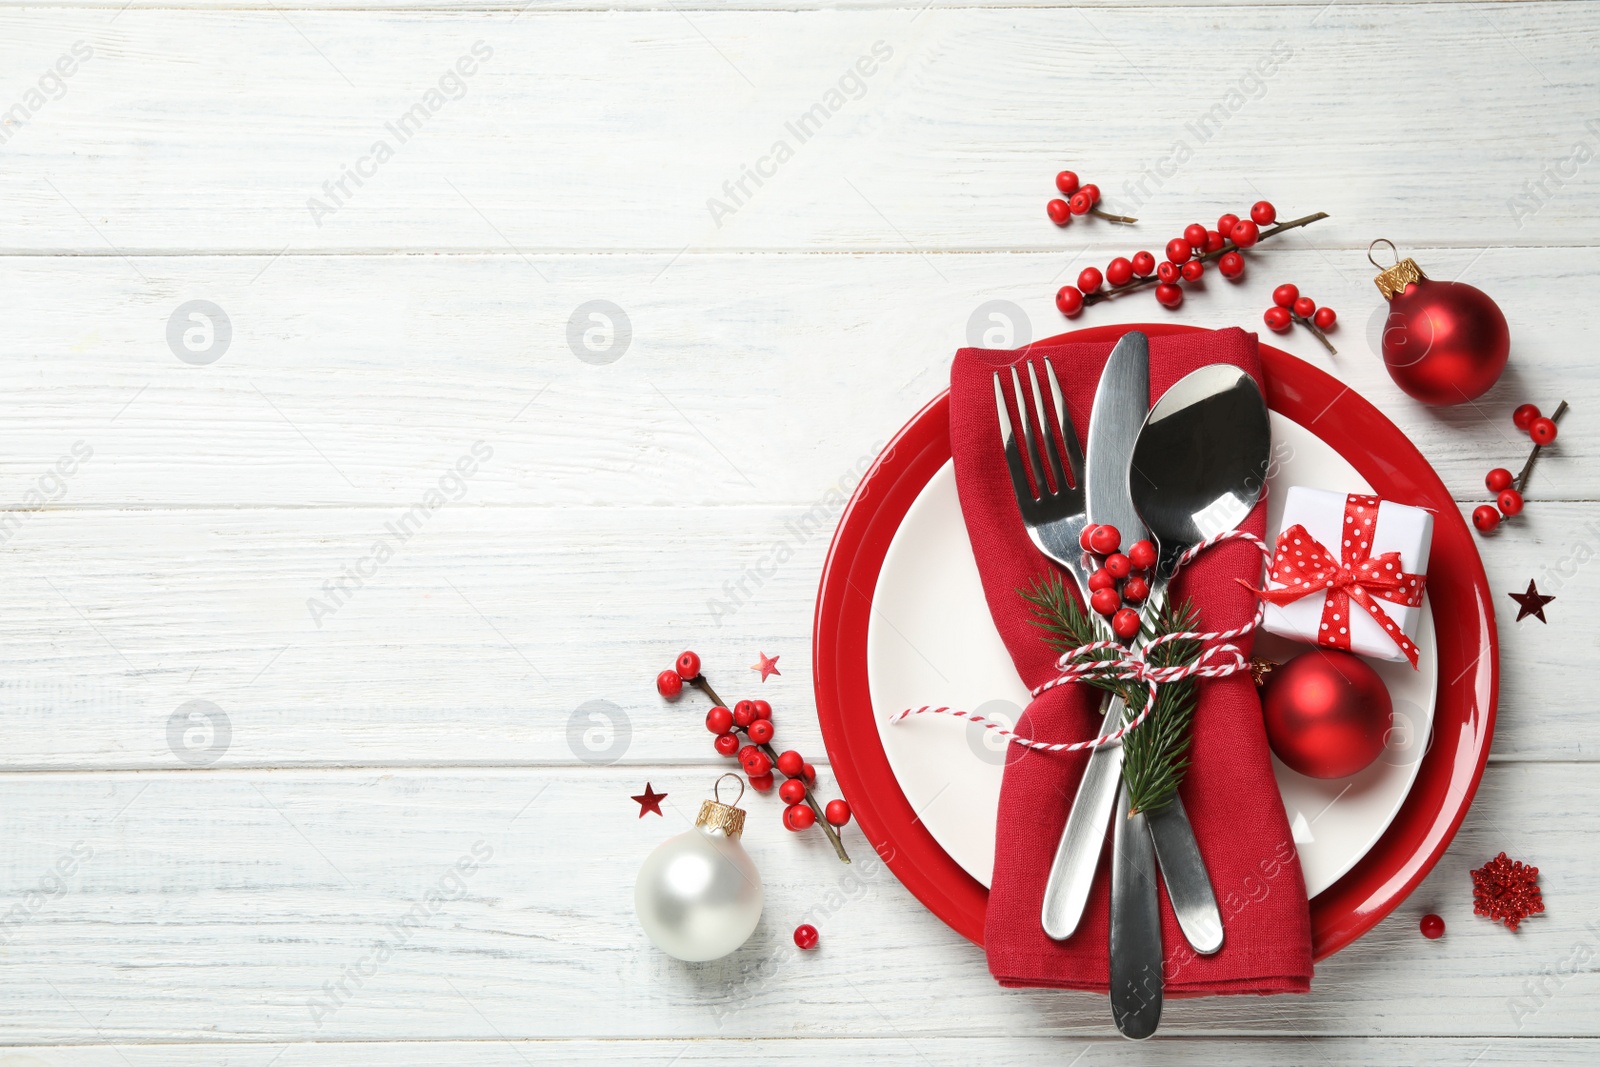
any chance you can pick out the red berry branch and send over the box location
[1055,201,1330,316]
[1079,523,1156,639]
[1264,283,1338,354]
[658,651,852,863]
[1473,401,1567,534]
[1047,170,1137,226]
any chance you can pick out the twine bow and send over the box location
[889,529,1271,752]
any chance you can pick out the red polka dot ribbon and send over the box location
[1249,493,1425,667]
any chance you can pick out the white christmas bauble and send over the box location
[635,806,762,962]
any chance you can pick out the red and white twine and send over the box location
[887,529,1271,753]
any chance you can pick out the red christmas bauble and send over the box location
[1261,651,1392,779]
[1372,248,1509,406]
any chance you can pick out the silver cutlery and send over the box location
[1044,332,1224,959]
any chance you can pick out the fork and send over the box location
[992,359,1096,592]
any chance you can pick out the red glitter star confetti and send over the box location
[631,783,667,818]
[1471,852,1544,930]
[751,651,781,682]
[1507,580,1555,623]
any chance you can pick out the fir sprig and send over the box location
[1020,573,1202,816]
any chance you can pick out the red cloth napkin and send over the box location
[951,327,1312,996]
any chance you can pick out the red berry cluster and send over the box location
[1263,284,1338,354]
[1046,171,1137,227]
[1077,523,1155,640]
[1472,401,1567,534]
[658,651,852,860]
[1471,852,1544,931]
[1056,201,1324,317]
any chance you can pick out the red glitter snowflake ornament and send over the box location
[1471,852,1545,930]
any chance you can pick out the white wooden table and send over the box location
[0,1,1595,1062]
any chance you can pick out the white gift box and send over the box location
[1261,487,1434,665]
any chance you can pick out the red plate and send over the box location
[813,323,1497,960]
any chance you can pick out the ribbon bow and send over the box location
[1250,493,1425,667]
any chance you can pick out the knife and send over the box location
[1040,331,1149,941]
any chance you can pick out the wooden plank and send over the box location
[0,496,1589,769]
[2,1037,1599,1066]
[0,7,1594,251]
[0,762,1590,1042]
[0,246,1588,510]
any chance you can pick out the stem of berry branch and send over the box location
[1091,206,1138,224]
[1513,400,1568,495]
[1292,312,1337,355]
[1082,211,1330,306]
[689,676,851,863]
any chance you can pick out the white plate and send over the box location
[866,412,1437,897]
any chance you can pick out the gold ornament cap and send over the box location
[1369,238,1427,301]
[1250,656,1279,688]
[696,773,748,839]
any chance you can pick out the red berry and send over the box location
[1111,608,1140,640]
[802,762,816,783]
[1216,213,1240,235]
[1088,568,1116,593]
[1080,183,1101,204]
[1068,191,1092,215]
[1089,524,1121,554]
[1103,552,1131,579]
[1313,306,1337,330]
[1055,170,1080,195]
[1155,283,1184,309]
[776,749,804,778]
[1250,200,1277,226]
[1292,296,1316,319]
[1485,468,1514,492]
[747,719,774,745]
[744,750,772,777]
[1180,259,1204,282]
[1078,523,1100,551]
[714,732,740,756]
[1131,250,1156,277]
[749,772,774,792]
[1078,267,1104,294]
[751,699,772,721]
[1419,913,1445,940]
[1272,283,1299,308]
[1106,257,1133,287]
[1204,229,1225,254]
[1529,417,1559,446]
[825,799,851,826]
[1183,223,1208,249]
[732,700,756,728]
[739,744,759,763]
[1512,403,1541,430]
[1218,251,1245,280]
[1122,575,1150,603]
[784,803,816,831]
[1047,199,1071,226]
[779,778,807,804]
[706,706,733,734]
[1472,504,1501,532]
[1156,261,1180,284]
[1263,307,1292,332]
[1230,220,1260,248]
[676,651,701,679]
[656,670,684,699]
[1127,539,1156,570]
[1165,238,1192,264]
[1497,489,1524,516]
[793,923,819,949]
[1055,285,1084,317]
[1090,588,1121,616]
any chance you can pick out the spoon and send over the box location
[1107,363,1271,1040]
